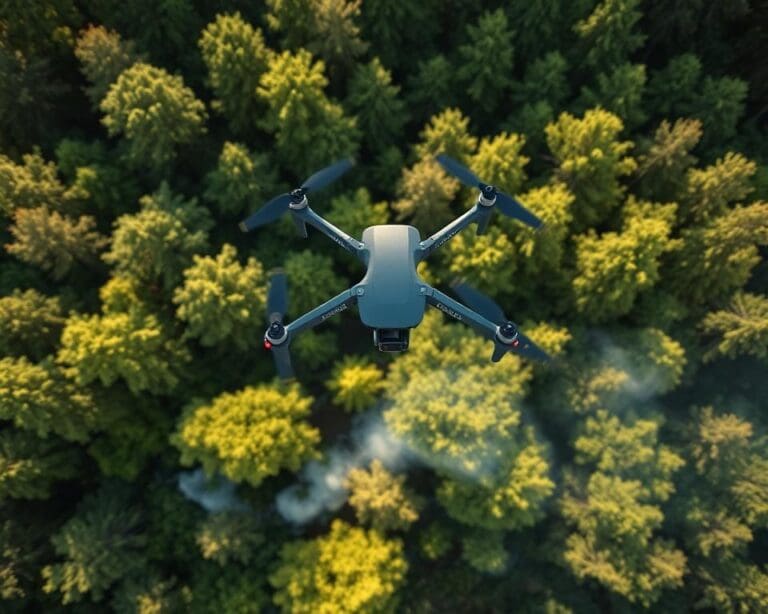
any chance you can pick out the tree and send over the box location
[257,49,359,177]
[283,250,345,316]
[573,0,646,71]
[326,356,386,412]
[545,108,636,231]
[0,289,64,360]
[680,152,756,224]
[184,562,269,613]
[5,206,108,279]
[457,9,514,115]
[270,519,407,613]
[103,182,213,291]
[440,226,517,295]
[42,485,147,604]
[468,132,529,197]
[461,529,508,573]
[513,51,570,108]
[392,158,459,230]
[701,292,768,361]
[203,142,276,217]
[74,25,140,107]
[100,62,207,166]
[345,460,424,532]
[405,55,458,122]
[635,118,702,201]
[173,244,267,350]
[572,199,678,322]
[325,188,389,247]
[198,12,270,132]
[345,58,406,153]
[646,53,702,118]
[693,75,748,148]
[579,63,647,129]
[57,310,189,395]
[561,410,686,606]
[414,107,477,162]
[0,429,79,501]
[196,511,264,566]
[0,357,99,442]
[172,384,320,487]
[0,150,66,216]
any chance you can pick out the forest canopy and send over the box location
[1,1,767,612]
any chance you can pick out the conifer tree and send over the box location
[574,0,646,71]
[283,250,345,316]
[0,150,66,216]
[0,289,64,360]
[579,63,647,129]
[204,142,276,217]
[326,356,385,412]
[414,108,477,161]
[392,158,459,230]
[701,292,768,361]
[196,511,264,566]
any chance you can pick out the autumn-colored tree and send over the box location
[326,355,386,411]
[173,244,267,350]
[345,460,424,531]
[270,519,407,613]
[0,289,64,360]
[172,384,319,487]
[74,25,140,107]
[100,62,207,166]
[42,485,147,604]
[392,158,459,230]
[414,107,477,162]
[198,12,270,132]
[103,182,212,291]
[701,292,768,361]
[6,206,108,279]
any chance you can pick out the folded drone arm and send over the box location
[416,204,492,262]
[292,207,366,262]
[423,286,498,340]
[285,287,358,337]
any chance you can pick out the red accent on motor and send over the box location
[264,339,272,349]
[512,339,519,347]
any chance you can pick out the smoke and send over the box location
[275,412,408,525]
[177,468,249,513]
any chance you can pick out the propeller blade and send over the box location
[508,332,551,362]
[240,193,292,232]
[302,158,354,193]
[435,154,482,188]
[451,281,506,325]
[496,192,544,230]
[267,271,288,323]
[271,344,295,379]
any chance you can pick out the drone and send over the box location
[239,154,551,378]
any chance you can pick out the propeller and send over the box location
[264,271,294,379]
[451,281,550,363]
[239,158,354,232]
[435,154,544,230]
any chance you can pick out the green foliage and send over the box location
[701,292,768,361]
[196,511,264,565]
[0,289,64,360]
[257,49,359,176]
[0,357,99,441]
[545,108,637,231]
[457,9,514,115]
[204,142,276,217]
[198,12,270,132]
[579,63,646,129]
[104,182,213,290]
[344,459,423,532]
[5,206,108,279]
[74,25,141,107]
[0,150,66,216]
[100,62,207,166]
[184,562,269,613]
[325,187,389,242]
[270,519,407,613]
[414,107,477,162]
[514,51,570,107]
[327,355,385,411]
[574,0,646,71]
[442,226,517,295]
[42,485,147,604]
[172,384,319,486]
[173,243,267,349]
[0,429,79,501]
[283,250,345,316]
[461,529,508,573]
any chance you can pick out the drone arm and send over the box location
[416,205,486,261]
[285,288,358,337]
[424,286,497,340]
[292,207,365,260]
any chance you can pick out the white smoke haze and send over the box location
[276,412,409,525]
[177,468,249,513]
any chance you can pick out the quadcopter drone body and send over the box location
[242,155,550,378]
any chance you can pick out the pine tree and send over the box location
[283,250,345,316]
[0,150,66,216]
[270,519,407,613]
[204,142,276,217]
[701,292,768,361]
[172,384,320,487]
[392,158,459,230]
[414,107,478,162]
[198,12,270,132]
[196,511,264,566]
[469,132,529,197]
[326,355,386,412]
[325,188,389,246]
[0,289,64,360]
[100,62,207,167]
[579,63,647,129]
[574,0,646,72]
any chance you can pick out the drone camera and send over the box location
[374,328,410,352]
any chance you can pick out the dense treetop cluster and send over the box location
[1,1,767,612]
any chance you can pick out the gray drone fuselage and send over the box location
[357,225,426,329]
